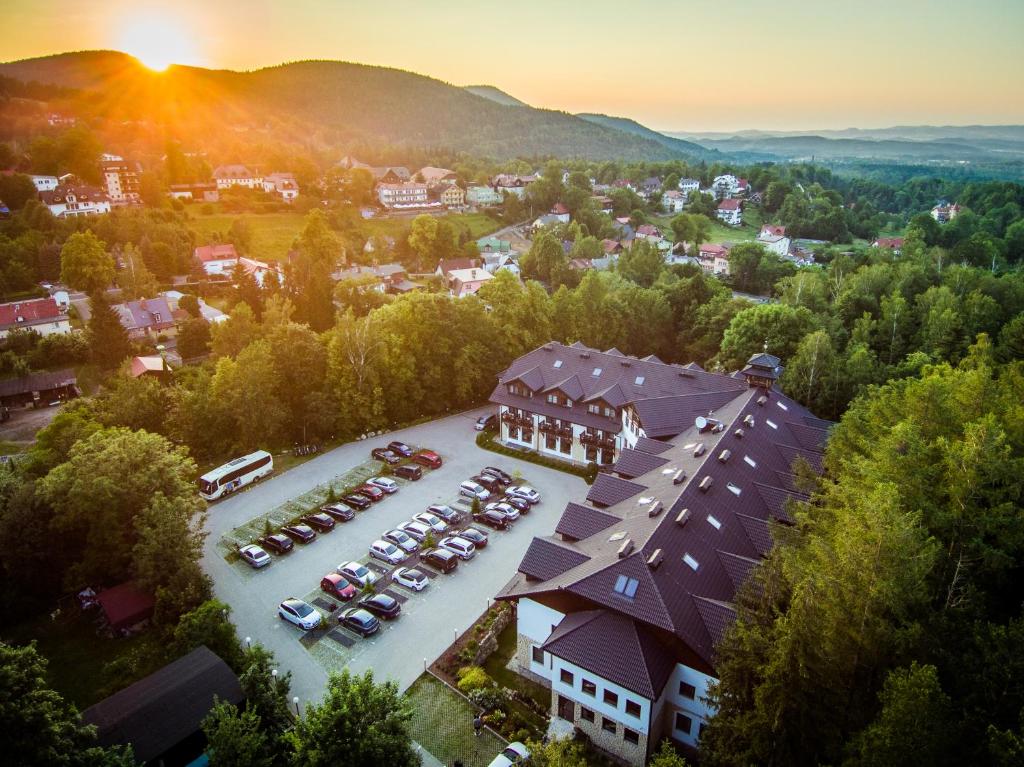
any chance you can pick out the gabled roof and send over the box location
[634,436,674,455]
[0,297,63,329]
[587,473,647,507]
[613,448,669,480]
[718,198,742,211]
[519,537,591,581]
[555,502,621,541]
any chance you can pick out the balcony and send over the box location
[580,432,616,449]
[539,421,573,439]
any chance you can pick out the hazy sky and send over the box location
[2,0,1022,132]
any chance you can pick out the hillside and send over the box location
[462,85,528,107]
[0,52,702,162]
[577,113,717,160]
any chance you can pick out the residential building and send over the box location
[931,202,962,223]
[39,185,111,218]
[551,202,571,223]
[129,355,170,380]
[483,252,521,277]
[168,183,219,202]
[871,237,904,255]
[0,297,72,339]
[698,243,731,275]
[377,182,429,208]
[416,166,457,186]
[716,199,742,226]
[759,224,786,238]
[212,164,263,190]
[756,226,791,257]
[100,157,141,206]
[602,239,624,256]
[194,244,239,277]
[478,237,512,255]
[262,172,299,201]
[592,195,615,215]
[162,291,227,324]
[447,267,493,298]
[336,157,411,183]
[677,178,701,195]
[439,184,466,207]
[333,263,418,293]
[239,257,284,288]
[494,173,538,198]
[635,224,663,242]
[467,185,503,206]
[495,346,829,764]
[532,214,564,231]
[662,190,686,213]
[112,297,176,339]
[436,257,481,278]
[29,175,59,193]
[0,368,78,408]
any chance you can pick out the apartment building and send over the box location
[101,157,141,205]
[377,182,429,208]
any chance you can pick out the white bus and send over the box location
[198,450,273,500]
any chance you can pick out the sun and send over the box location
[115,11,199,72]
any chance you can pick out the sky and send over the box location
[1,0,1022,132]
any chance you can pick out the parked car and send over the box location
[281,524,317,544]
[458,527,489,549]
[473,509,511,530]
[485,501,520,521]
[239,544,271,569]
[278,598,321,630]
[482,466,512,485]
[412,450,442,469]
[488,742,530,767]
[459,480,490,502]
[320,573,358,601]
[387,440,414,457]
[392,567,429,592]
[501,495,531,514]
[506,485,541,505]
[369,539,407,565]
[337,607,380,637]
[358,592,401,620]
[475,413,496,431]
[413,512,448,534]
[301,512,336,532]
[398,520,432,543]
[321,503,355,522]
[421,548,459,574]
[383,528,420,553]
[356,484,386,503]
[259,533,294,554]
[338,561,376,587]
[393,464,422,481]
[426,504,461,525]
[439,536,476,561]
[473,474,503,494]
[343,493,371,510]
[371,447,401,465]
[367,477,399,494]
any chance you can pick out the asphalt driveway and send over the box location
[201,405,586,708]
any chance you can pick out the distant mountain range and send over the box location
[462,85,529,108]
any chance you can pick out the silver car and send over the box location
[239,544,271,569]
[383,528,420,553]
[369,539,407,565]
[439,535,476,561]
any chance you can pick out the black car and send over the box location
[473,474,502,494]
[343,493,371,510]
[371,447,401,465]
[394,464,422,481]
[259,533,294,554]
[321,503,356,522]
[482,466,512,485]
[387,440,414,457]
[337,608,381,637]
[301,512,336,532]
[473,509,510,531]
[281,524,317,544]
[501,495,531,514]
[358,593,402,620]
[421,548,459,573]
[458,527,489,549]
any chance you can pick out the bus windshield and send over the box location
[199,478,217,495]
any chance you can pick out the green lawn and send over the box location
[188,212,306,262]
[651,206,764,246]
[484,623,551,714]
[406,674,507,767]
[361,211,503,242]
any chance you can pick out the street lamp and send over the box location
[245,636,252,649]
[293,696,301,716]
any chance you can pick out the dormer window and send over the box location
[592,367,602,376]
[634,376,645,386]
[553,360,563,368]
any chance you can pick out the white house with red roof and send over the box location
[662,190,686,213]
[261,172,299,201]
[0,297,72,339]
[872,237,904,255]
[193,244,239,277]
[716,199,742,226]
[551,202,571,223]
[698,243,731,275]
[757,225,791,257]
[447,267,493,298]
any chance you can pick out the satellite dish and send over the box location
[695,416,708,431]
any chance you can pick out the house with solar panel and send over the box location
[493,343,831,764]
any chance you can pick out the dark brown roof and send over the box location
[555,502,621,541]
[586,473,647,507]
[634,436,674,455]
[613,448,669,479]
[630,388,746,439]
[0,368,77,398]
[519,538,591,581]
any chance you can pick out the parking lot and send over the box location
[201,405,586,706]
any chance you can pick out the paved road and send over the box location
[201,405,586,713]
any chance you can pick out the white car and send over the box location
[392,566,429,592]
[338,561,376,587]
[369,539,407,565]
[367,477,399,494]
[506,485,541,505]
[460,480,490,502]
[413,512,449,534]
[399,520,432,543]
[488,742,530,767]
[383,528,420,553]
[239,544,271,569]
[439,536,476,561]
[278,598,321,630]
[485,501,520,521]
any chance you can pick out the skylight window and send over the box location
[592,367,602,376]
[744,455,757,468]
[707,515,722,530]
[727,482,742,496]
[614,574,639,598]
[635,376,645,386]
[608,531,627,542]
[776,401,789,411]
[554,360,563,368]
[683,553,700,571]
[766,419,778,430]
[638,497,655,505]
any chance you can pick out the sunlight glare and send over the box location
[115,11,199,71]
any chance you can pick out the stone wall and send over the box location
[564,698,647,767]
[514,632,553,688]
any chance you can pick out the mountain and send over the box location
[462,85,528,107]
[577,113,718,160]
[0,51,704,162]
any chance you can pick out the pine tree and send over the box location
[87,292,131,369]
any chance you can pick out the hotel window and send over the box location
[585,445,597,461]
[625,700,641,717]
[547,393,559,404]
[560,669,574,685]
[588,403,600,415]
[523,429,533,442]
[559,438,572,454]
[624,728,640,745]
[603,689,619,707]
[600,449,614,464]
[605,407,615,418]
[675,712,692,735]
[582,679,597,697]
[679,682,696,700]
[532,646,544,665]
[546,434,557,450]
[601,717,617,734]
[580,706,595,723]
[508,426,519,439]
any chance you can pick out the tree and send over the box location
[171,600,245,672]
[286,210,340,330]
[520,231,568,285]
[523,737,590,767]
[61,231,115,294]
[648,740,691,767]
[178,317,212,359]
[0,173,39,210]
[289,669,419,767]
[669,213,710,253]
[86,292,131,370]
[238,645,294,738]
[211,302,261,358]
[617,240,665,288]
[202,701,271,767]
[210,340,288,450]
[716,303,816,370]
[229,218,254,255]
[781,330,842,417]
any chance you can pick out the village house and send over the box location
[212,164,263,190]
[677,178,701,195]
[112,297,176,339]
[438,184,466,208]
[493,342,829,765]
[532,214,564,232]
[0,297,72,339]
[635,224,663,242]
[477,236,512,255]
[262,172,299,201]
[415,166,458,186]
[871,237,904,255]
[551,202,571,223]
[129,355,171,381]
[100,155,141,206]
[193,244,239,277]
[483,252,521,277]
[238,257,284,288]
[0,368,78,409]
[168,183,219,202]
[931,202,962,223]
[29,175,59,192]
[467,185,503,206]
[716,198,743,226]
[333,262,419,294]
[436,257,480,279]
[162,291,226,324]
[698,243,731,275]
[377,181,430,209]
[662,190,686,213]
[757,225,791,258]
[40,185,111,218]
[493,173,538,198]
[592,195,615,215]
[447,267,493,298]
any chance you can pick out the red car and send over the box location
[412,450,442,469]
[356,484,385,502]
[321,573,357,601]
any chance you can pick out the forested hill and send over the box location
[0,51,701,162]
[462,85,529,107]
[577,112,718,160]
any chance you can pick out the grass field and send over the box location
[650,206,764,246]
[406,674,506,767]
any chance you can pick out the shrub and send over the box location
[457,665,492,694]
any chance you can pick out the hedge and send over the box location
[475,430,597,484]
